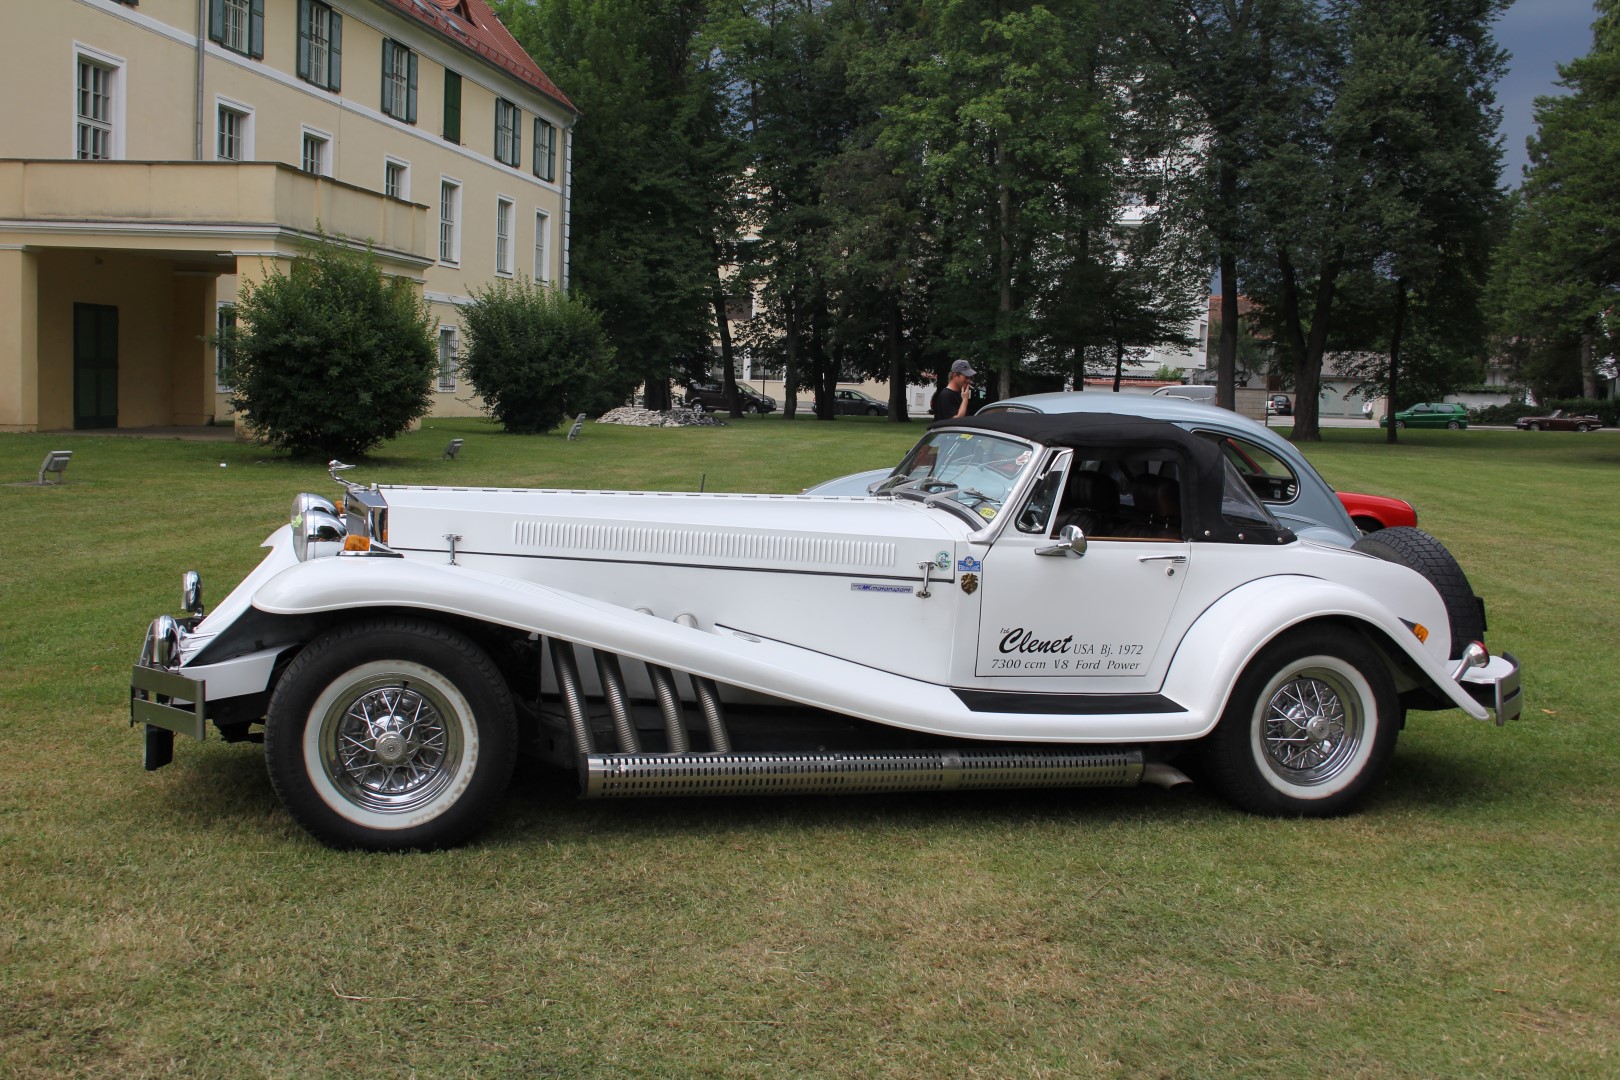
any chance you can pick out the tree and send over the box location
[496,0,735,410]
[457,278,621,434]
[1490,0,1620,401]
[225,235,436,459]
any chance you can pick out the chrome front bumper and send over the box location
[130,615,206,744]
[1458,651,1522,726]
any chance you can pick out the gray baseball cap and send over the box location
[950,359,976,377]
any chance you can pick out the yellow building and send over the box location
[0,0,577,433]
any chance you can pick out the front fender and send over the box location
[1160,575,1489,731]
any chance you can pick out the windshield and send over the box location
[876,430,1035,523]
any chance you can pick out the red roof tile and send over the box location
[377,0,576,114]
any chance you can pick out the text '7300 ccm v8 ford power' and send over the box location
[131,413,1523,850]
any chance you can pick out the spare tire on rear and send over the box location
[1351,527,1484,658]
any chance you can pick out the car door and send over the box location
[971,452,1192,693]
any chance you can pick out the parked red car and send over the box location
[1515,409,1602,432]
[1337,491,1418,533]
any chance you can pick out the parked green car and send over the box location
[1381,402,1469,430]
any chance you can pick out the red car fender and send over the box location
[1337,490,1418,532]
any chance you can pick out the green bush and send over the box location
[457,278,623,434]
[225,236,437,458]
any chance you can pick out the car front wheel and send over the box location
[1446,421,1461,429]
[1395,419,1407,429]
[1204,629,1399,816]
[1526,421,1540,431]
[264,619,516,850]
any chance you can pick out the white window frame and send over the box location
[437,326,458,392]
[215,97,254,162]
[300,126,332,176]
[384,156,410,200]
[73,44,125,161]
[534,209,550,283]
[221,0,252,55]
[438,178,462,265]
[215,301,238,392]
[495,196,514,277]
[494,99,520,167]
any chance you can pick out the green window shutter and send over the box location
[296,0,310,80]
[328,11,341,92]
[443,71,461,143]
[381,40,393,114]
[407,51,418,124]
[208,0,225,44]
[249,0,264,58]
[532,117,542,176]
[512,106,521,167]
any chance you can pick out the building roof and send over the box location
[379,0,577,114]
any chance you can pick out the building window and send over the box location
[438,326,458,392]
[217,103,250,161]
[215,303,238,391]
[210,0,264,59]
[301,130,329,175]
[494,99,520,167]
[495,198,513,276]
[442,71,461,144]
[296,0,342,92]
[534,210,550,283]
[381,39,417,123]
[76,57,116,160]
[439,180,461,264]
[533,119,557,182]
[384,159,408,199]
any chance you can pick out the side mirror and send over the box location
[1036,524,1088,558]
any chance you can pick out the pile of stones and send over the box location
[595,406,727,428]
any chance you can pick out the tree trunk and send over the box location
[885,293,909,421]
[781,286,799,421]
[1581,325,1598,398]
[713,276,741,419]
[1217,163,1240,412]
[997,133,1014,401]
[1384,278,1407,445]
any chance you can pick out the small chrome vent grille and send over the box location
[513,521,896,570]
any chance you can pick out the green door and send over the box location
[73,303,118,429]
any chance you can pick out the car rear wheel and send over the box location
[1351,526,1484,659]
[1204,629,1399,816]
[264,619,516,850]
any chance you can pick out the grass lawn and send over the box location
[1,417,1616,1077]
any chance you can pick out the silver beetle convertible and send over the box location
[131,413,1522,850]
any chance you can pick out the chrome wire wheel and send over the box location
[317,671,465,815]
[1204,630,1398,816]
[298,657,483,833]
[1255,663,1366,788]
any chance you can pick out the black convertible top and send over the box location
[933,411,1294,545]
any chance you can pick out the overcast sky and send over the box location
[1495,0,1599,185]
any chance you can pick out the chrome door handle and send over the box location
[1137,554,1187,564]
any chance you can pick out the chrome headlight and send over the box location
[291,492,346,561]
[148,614,181,668]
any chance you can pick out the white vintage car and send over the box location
[131,412,1521,850]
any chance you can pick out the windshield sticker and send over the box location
[977,506,997,520]
[957,555,982,573]
[851,583,913,594]
[1015,451,1032,466]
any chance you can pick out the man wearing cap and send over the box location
[931,359,975,420]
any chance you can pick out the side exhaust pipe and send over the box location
[584,748,1148,798]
